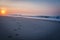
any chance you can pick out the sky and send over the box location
[0,0,60,16]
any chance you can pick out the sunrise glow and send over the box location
[0,8,7,16]
[0,0,59,16]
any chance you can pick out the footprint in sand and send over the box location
[8,35,12,38]
[15,34,19,36]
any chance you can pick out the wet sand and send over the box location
[0,16,60,40]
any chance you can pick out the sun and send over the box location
[1,9,6,14]
[0,8,7,16]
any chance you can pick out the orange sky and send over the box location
[0,0,59,16]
